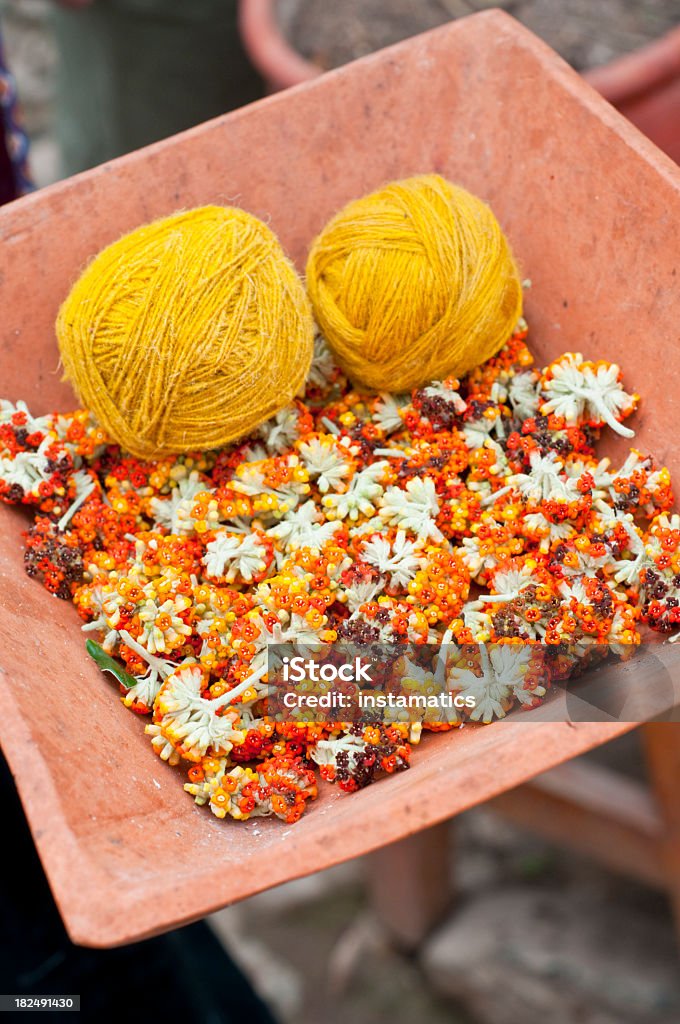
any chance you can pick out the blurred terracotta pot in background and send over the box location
[238,0,319,92]
[585,26,680,165]
[238,0,680,164]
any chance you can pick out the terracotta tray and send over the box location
[2,10,680,947]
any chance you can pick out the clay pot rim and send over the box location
[238,0,321,91]
[242,0,680,107]
[585,24,680,105]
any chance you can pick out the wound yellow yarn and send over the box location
[56,206,314,459]
[306,175,522,392]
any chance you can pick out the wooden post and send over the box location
[643,722,680,941]
[489,759,666,887]
[364,821,452,950]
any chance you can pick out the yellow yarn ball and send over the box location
[57,205,314,459]
[306,174,522,392]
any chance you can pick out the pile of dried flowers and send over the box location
[1,325,675,823]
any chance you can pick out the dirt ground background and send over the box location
[1,2,680,1022]
[279,0,680,72]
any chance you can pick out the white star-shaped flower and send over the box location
[342,578,384,614]
[259,406,300,454]
[203,531,270,583]
[507,371,540,420]
[298,436,352,493]
[379,476,443,541]
[482,563,543,604]
[0,399,51,436]
[462,412,500,450]
[310,732,367,770]
[540,353,636,438]
[361,530,422,589]
[118,628,184,710]
[421,381,467,414]
[138,594,192,654]
[373,394,407,434]
[322,462,388,522]
[0,438,52,499]
[447,645,544,723]
[510,450,578,504]
[232,458,307,517]
[267,500,342,550]
[149,472,210,534]
[154,664,245,761]
[522,512,575,552]
[306,334,338,389]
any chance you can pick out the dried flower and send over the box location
[360,530,422,590]
[540,353,638,438]
[154,664,245,762]
[446,645,547,723]
[379,477,443,541]
[4,324,666,827]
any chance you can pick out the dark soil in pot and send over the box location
[278,0,680,72]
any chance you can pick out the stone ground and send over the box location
[205,735,680,1024]
[280,0,680,72]
[2,4,680,1022]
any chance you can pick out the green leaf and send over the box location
[86,639,137,691]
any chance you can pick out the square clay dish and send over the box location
[1,10,680,947]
